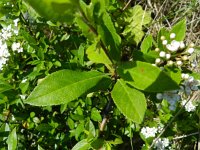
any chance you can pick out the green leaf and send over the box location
[164,67,182,85]
[170,19,186,41]
[91,108,102,122]
[35,124,53,132]
[140,35,153,54]
[117,61,179,92]
[111,79,146,123]
[25,70,111,106]
[85,120,96,139]
[0,80,13,93]
[75,16,96,41]
[97,12,121,61]
[6,128,17,150]
[122,5,151,45]
[86,43,112,65]
[72,139,91,150]
[24,0,79,23]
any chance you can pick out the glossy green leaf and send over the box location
[111,79,146,123]
[117,61,179,92]
[140,35,153,54]
[170,19,186,41]
[0,80,13,93]
[25,70,111,106]
[86,43,112,65]
[72,139,91,150]
[123,5,151,45]
[6,128,17,150]
[24,0,79,23]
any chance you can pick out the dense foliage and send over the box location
[0,0,200,149]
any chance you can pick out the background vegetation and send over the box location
[0,0,200,149]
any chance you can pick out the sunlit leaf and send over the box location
[111,79,146,123]
[25,70,111,106]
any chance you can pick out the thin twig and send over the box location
[122,0,132,11]
[173,132,199,140]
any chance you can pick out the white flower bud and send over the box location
[176,60,183,66]
[155,48,160,52]
[182,55,188,61]
[170,33,176,39]
[165,53,171,59]
[167,60,173,66]
[155,58,161,64]
[189,43,195,47]
[179,41,185,49]
[160,36,165,40]
[159,51,166,57]
[187,48,194,54]
[162,40,167,45]
[156,93,163,100]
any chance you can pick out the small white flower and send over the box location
[155,58,161,64]
[187,48,194,54]
[154,138,170,150]
[181,100,196,112]
[162,40,167,45]
[170,33,176,39]
[165,53,171,59]
[166,40,180,52]
[159,51,166,57]
[141,127,158,139]
[176,60,182,66]
[11,42,23,53]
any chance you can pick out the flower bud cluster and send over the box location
[153,33,196,67]
[156,90,180,111]
[0,18,22,70]
[181,74,199,96]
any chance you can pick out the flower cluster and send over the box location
[0,18,22,70]
[181,100,196,112]
[156,73,199,111]
[156,90,180,111]
[141,126,158,139]
[154,138,170,150]
[153,33,195,67]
